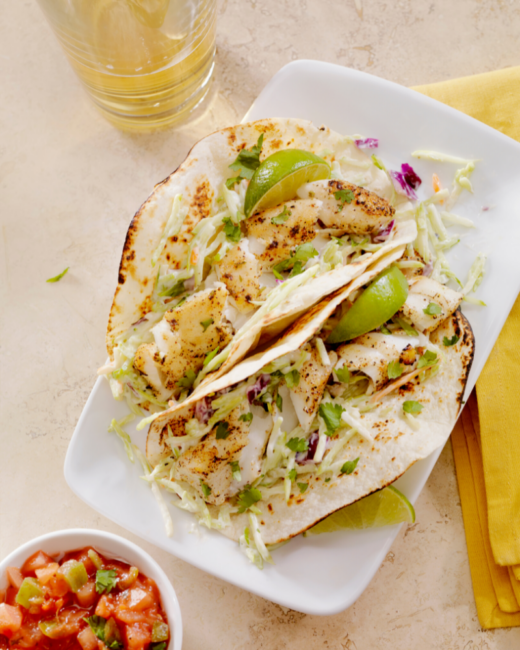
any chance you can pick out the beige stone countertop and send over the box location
[2,0,520,648]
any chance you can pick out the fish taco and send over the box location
[145,261,474,564]
[99,118,418,419]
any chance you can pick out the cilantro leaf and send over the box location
[271,205,291,225]
[335,366,351,383]
[293,242,318,263]
[288,260,304,278]
[239,412,253,424]
[403,400,423,414]
[216,421,230,440]
[334,189,354,211]
[288,469,297,482]
[151,644,167,650]
[340,457,359,475]
[229,461,241,481]
[443,335,459,347]
[222,217,242,243]
[237,486,262,513]
[417,350,438,369]
[272,243,318,278]
[200,318,214,332]
[318,403,345,436]
[84,616,123,650]
[225,176,241,189]
[203,346,219,367]
[84,616,106,641]
[423,302,442,316]
[95,569,118,595]
[176,369,196,389]
[159,278,186,297]
[284,369,300,389]
[387,360,404,379]
[46,267,69,283]
[228,134,264,180]
[286,437,309,453]
[200,481,212,498]
[275,393,283,411]
[298,482,309,493]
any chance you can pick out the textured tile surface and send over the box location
[2,0,520,647]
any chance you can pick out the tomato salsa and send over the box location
[0,547,170,650]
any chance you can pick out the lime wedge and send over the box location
[327,265,409,344]
[305,485,415,535]
[244,149,330,217]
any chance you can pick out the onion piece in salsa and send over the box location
[0,547,170,650]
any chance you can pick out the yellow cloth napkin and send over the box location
[412,67,520,629]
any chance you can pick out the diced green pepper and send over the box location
[15,577,44,608]
[152,621,170,642]
[118,566,139,590]
[104,618,123,648]
[38,619,72,639]
[58,560,88,593]
[88,549,103,570]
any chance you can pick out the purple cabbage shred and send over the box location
[195,397,214,424]
[354,138,379,149]
[295,432,320,464]
[246,374,271,404]
[373,219,395,243]
[390,163,422,201]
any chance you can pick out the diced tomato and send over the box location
[44,575,69,599]
[0,604,23,638]
[39,609,85,639]
[6,568,23,590]
[0,590,5,604]
[76,582,97,609]
[124,623,152,650]
[126,589,154,613]
[35,563,59,586]
[21,552,55,576]
[77,626,98,650]
[95,596,113,619]
[9,617,43,647]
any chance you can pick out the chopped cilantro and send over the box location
[225,176,241,189]
[284,369,300,389]
[275,393,283,411]
[200,481,212,498]
[95,569,118,595]
[387,360,404,379]
[272,243,318,278]
[237,486,262,513]
[244,527,250,545]
[216,421,230,440]
[318,403,345,436]
[334,189,354,211]
[203,346,219,367]
[46,267,69,283]
[286,437,309,453]
[324,477,331,483]
[423,302,442,316]
[222,217,242,243]
[151,644,167,650]
[288,260,304,278]
[403,400,423,414]
[200,318,214,332]
[288,469,297,482]
[298,482,309,494]
[443,335,459,347]
[83,616,123,650]
[340,457,359,475]
[417,350,438,369]
[176,369,196,389]
[239,412,253,424]
[230,461,241,481]
[271,205,291,225]
[228,134,264,182]
[335,366,351,383]
[293,242,319,263]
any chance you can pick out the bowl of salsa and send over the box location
[0,530,182,650]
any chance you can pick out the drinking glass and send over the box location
[36,0,217,130]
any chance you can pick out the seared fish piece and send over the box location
[297,179,394,235]
[335,332,422,393]
[289,340,335,431]
[134,286,233,393]
[244,199,321,270]
[133,343,173,403]
[217,239,263,313]
[175,402,273,505]
[399,277,463,333]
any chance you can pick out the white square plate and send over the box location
[65,60,520,615]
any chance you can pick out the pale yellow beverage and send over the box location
[37,0,217,130]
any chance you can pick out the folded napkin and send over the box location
[413,66,520,629]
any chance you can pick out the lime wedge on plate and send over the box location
[306,485,415,535]
[244,149,330,217]
[327,265,409,344]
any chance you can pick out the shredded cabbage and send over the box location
[411,151,476,165]
[440,211,475,228]
[315,338,331,367]
[134,445,174,537]
[108,416,135,462]
[462,252,487,296]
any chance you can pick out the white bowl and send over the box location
[0,528,183,650]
